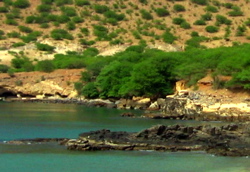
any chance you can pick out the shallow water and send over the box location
[0,102,249,172]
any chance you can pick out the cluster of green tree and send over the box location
[74,43,250,99]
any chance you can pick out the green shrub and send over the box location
[223,3,233,9]
[0,30,5,36]
[40,23,50,28]
[140,9,153,20]
[82,82,99,98]
[5,19,18,25]
[139,0,148,4]
[201,13,212,21]
[216,15,232,25]
[173,4,185,12]
[41,0,54,5]
[205,25,219,33]
[0,64,10,73]
[10,8,21,18]
[93,25,109,40]
[50,29,73,40]
[13,0,30,8]
[236,25,246,36]
[155,8,169,17]
[36,43,55,52]
[25,15,36,23]
[7,31,20,38]
[0,7,9,13]
[80,27,89,36]
[193,19,206,25]
[75,0,90,6]
[79,39,95,46]
[205,5,218,13]
[3,0,13,6]
[11,56,34,72]
[191,31,199,37]
[185,36,208,49]
[53,54,86,69]
[104,10,125,21]
[37,4,52,12]
[55,0,73,6]
[56,15,70,23]
[94,4,109,14]
[20,31,42,43]
[36,60,55,73]
[12,42,25,47]
[66,21,76,30]
[72,16,84,23]
[110,39,124,45]
[162,30,177,44]
[191,0,208,5]
[172,17,185,25]
[60,6,77,17]
[228,10,244,16]
[180,22,191,29]
[18,25,33,33]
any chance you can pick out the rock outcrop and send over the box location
[0,69,83,98]
[143,90,250,122]
[65,123,250,156]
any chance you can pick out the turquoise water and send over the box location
[0,102,249,172]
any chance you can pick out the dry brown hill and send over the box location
[0,0,250,64]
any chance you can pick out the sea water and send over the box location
[0,102,249,172]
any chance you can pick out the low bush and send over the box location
[173,4,186,12]
[155,8,169,17]
[0,7,8,13]
[140,9,153,20]
[5,19,18,25]
[55,0,73,6]
[37,4,52,13]
[201,13,212,21]
[35,60,55,73]
[205,25,219,33]
[205,5,218,13]
[191,0,208,5]
[0,64,10,73]
[72,16,84,23]
[94,4,109,14]
[194,19,206,25]
[50,29,73,40]
[13,0,30,9]
[12,42,25,48]
[75,0,90,6]
[36,43,55,52]
[162,30,177,44]
[172,17,185,25]
[7,31,20,38]
[18,25,33,33]
[180,22,191,29]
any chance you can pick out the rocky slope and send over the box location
[1,0,250,64]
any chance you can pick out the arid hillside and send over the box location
[0,0,250,64]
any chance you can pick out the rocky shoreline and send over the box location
[63,123,250,156]
[5,90,250,122]
[4,123,250,157]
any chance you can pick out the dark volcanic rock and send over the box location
[65,123,250,156]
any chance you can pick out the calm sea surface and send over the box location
[0,102,249,172]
